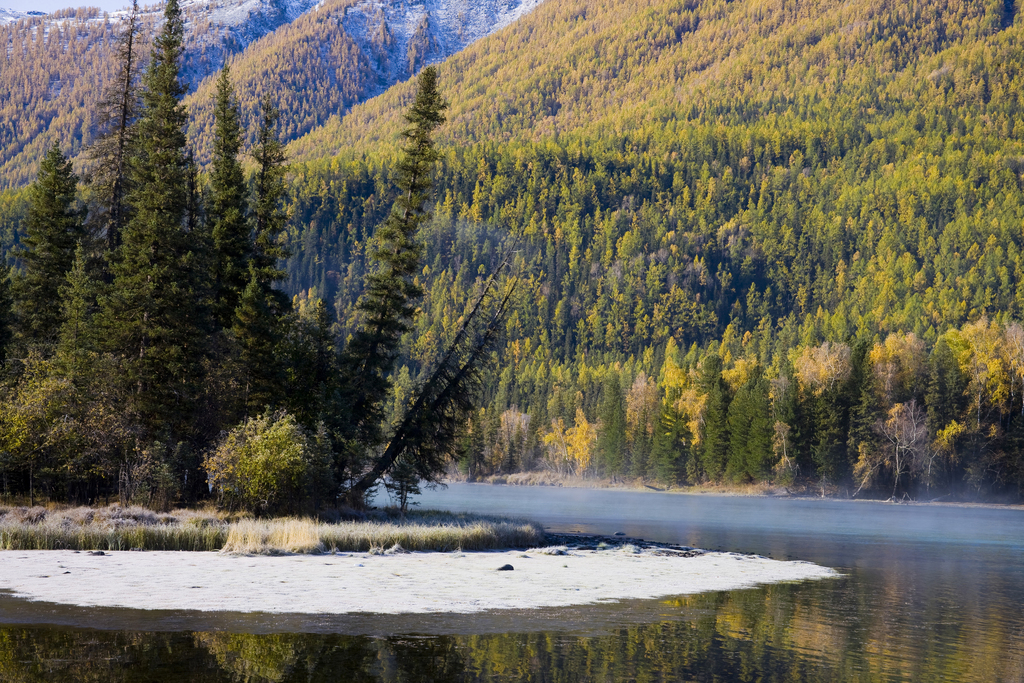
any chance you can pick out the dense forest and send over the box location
[282,0,1024,499]
[0,0,491,511]
[2,0,1024,504]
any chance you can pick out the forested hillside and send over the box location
[281,0,1024,498]
[0,0,545,187]
[3,0,1024,503]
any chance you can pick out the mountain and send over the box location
[289,0,1023,158]
[276,0,1024,493]
[0,0,547,187]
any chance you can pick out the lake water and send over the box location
[1,483,1022,682]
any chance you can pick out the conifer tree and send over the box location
[698,353,730,480]
[284,296,337,427]
[251,95,290,296]
[597,371,626,476]
[651,403,688,485]
[232,275,281,415]
[337,65,447,452]
[58,245,98,358]
[0,266,12,364]
[15,143,86,344]
[725,367,771,481]
[210,65,251,325]
[230,95,291,417]
[102,0,207,439]
[86,0,142,255]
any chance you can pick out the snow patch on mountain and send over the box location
[0,7,45,25]
[341,0,545,96]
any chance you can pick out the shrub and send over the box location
[204,411,332,514]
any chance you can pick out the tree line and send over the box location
[0,0,495,512]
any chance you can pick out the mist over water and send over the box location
[1,484,1022,681]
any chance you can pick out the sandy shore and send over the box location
[0,547,835,614]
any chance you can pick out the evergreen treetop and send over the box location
[16,143,86,344]
[338,65,448,451]
[210,64,251,325]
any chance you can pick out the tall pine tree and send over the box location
[102,0,208,440]
[230,96,291,417]
[209,65,250,326]
[698,352,730,481]
[86,0,142,255]
[0,266,12,363]
[15,143,86,344]
[250,94,290,296]
[336,66,447,456]
[597,370,626,477]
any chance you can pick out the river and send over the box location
[1,483,1022,681]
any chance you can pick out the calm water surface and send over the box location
[1,484,1022,682]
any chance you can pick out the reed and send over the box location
[0,505,228,551]
[0,506,545,554]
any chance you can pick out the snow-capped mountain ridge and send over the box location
[342,0,545,97]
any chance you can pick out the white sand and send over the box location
[0,548,836,614]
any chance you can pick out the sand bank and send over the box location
[0,547,835,615]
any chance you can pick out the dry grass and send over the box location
[0,505,228,551]
[220,512,544,555]
[0,505,545,554]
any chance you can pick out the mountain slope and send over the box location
[289,0,1018,158]
[276,0,1024,492]
[0,0,309,187]
[0,0,547,187]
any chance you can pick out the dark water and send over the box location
[1,484,1022,682]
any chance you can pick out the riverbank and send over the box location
[453,472,1024,509]
[0,505,543,552]
[0,543,836,615]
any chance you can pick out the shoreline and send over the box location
[0,543,836,616]
[446,475,1024,511]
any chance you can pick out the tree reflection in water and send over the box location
[2,577,1023,682]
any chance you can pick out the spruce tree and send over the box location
[337,65,447,452]
[58,245,98,358]
[86,0,142,255]
[210,65,251,326]
[698,352,730,481]
[0,266,12,364]
[230,95,291,417]
[597,371,626,477]
[102,0,207,439]
[15,143,86,344]
[725,383,752,482]
[745,372,773,480]
[651,403,688,485]
[251,94,290,296]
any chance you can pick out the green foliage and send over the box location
[650,403,690,485]
[597,370,626,476]
[209,65,250,326]
[100,0,210,441]
[14,144,85,345]
[204,411,331,513]
[698,354,729,481]
[726,366,772,482]
[0,265,11,364]
[85,0,143,254]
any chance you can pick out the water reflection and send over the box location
[1,486,1022,682]
[2,575,1022,682]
